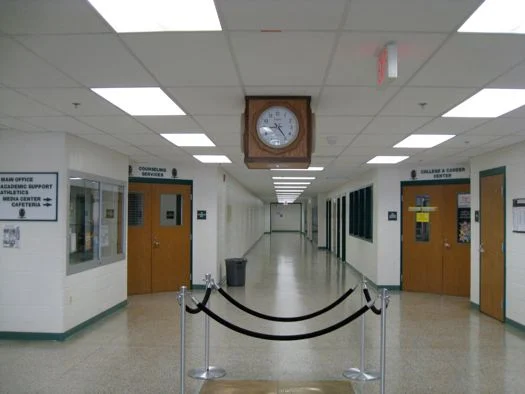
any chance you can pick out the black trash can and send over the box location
[225,257,247,286]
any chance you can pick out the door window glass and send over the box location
[160,194,183,226]
[415,195,430,242]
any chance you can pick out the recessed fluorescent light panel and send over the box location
[87,0,222,32]
[91,88,185,116]
[458,0,525,34]
[394,134,455,148]
[274,186,307,189]
[161,133,215,147]
[367,156,409,164]
[193,155,231,164]
[272,177,316,180]
[270,167,324,171]
[273,182,311,185]
[442,89,525,118]
[275,190,304,193]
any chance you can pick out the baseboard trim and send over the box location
[0,300,127,341]
[317,246,328,250]
[192,284,206,290]
[343,262,400,291]
[507,318,525,332]
[470,302,480,310]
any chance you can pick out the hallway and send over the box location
[1,233,524,393]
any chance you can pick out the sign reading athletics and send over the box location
[0,172,58,221]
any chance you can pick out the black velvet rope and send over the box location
[217,284,358,322]
[362,287,383,315]
[185,287,212,314]
[193,301,370,341]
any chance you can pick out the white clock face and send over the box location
[256,106,299,148]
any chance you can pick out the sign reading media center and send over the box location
[0,172,58,221]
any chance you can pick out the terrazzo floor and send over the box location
[1,233,525,393]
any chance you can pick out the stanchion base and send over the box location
[343,368,380,382]
[188,366,226,380]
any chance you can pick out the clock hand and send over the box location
[276,124,286,138]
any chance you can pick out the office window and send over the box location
[348,185,373,242]
[68,172,126,274]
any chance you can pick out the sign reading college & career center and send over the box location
[0,173,58,221]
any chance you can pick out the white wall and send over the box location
[470,141,525,326]
[64,135,128,331]
[0,132,67,333]
[328,168,402,286]
[270,203,302,231]
[219,170,265,280]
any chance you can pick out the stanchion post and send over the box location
[343,276,380,382]
[178,286,188,394]
[188,274,226,380]
[380,288,389,394]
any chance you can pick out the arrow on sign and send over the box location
[43,203,52,207]
[44,198,52,201]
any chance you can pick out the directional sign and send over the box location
[0,172,58,221]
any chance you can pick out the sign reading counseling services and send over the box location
[129,164,178,179]
[0,173,58,221]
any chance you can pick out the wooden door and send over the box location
[128,182,192,295]
[128,183,152,294]
[480,173,505,321]
[442,184,471,297]
[402,185,444,294]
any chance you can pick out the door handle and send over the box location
[444,239,451,249]
[480,243,485,253]
[153,240,160,248]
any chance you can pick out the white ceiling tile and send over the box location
[122,133,170,147]
[231,32,336,86]
[122,32,239,86]
[76,116,151,133]
[137,116,202,134]
[76,133,128,148]
[18,88,123,116]
[415,118,488,135]
[483,135,525,148]
[380,87,476,116]
[315,133,355,148]
[311,145,346,156]
[345,0,483,32]
[488,62,525,90]
[410,34,525,87]
[327,32,447,86]
[503,104,525,119]
[0,116,47,132]
[167,87,244,115]
[315,116,372,135]
[0,0,110,34]
[217,0,347,31]
[194,115,242,136]
[362,116,432,135]
[19,34,157,87]
[438,134,502,149]
[351,133,410,148]
[317,86,398,116]
[466,118,525,136]
[104,144,147,156]
[0,88,62,117]
[19,116,102,134]
[0,37,79,88]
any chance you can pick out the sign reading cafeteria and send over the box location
[0,172,58,221]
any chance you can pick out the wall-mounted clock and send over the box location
[244,96,312,169]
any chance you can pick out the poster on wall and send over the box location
[457,193,471,243]
[512,198,525,233]
[3,224,20,248]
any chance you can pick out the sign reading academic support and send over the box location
[0,172,58,221]
[408,166,470,181]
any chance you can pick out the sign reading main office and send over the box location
[0,172,58,221]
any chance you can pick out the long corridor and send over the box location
[1,233,525,393]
